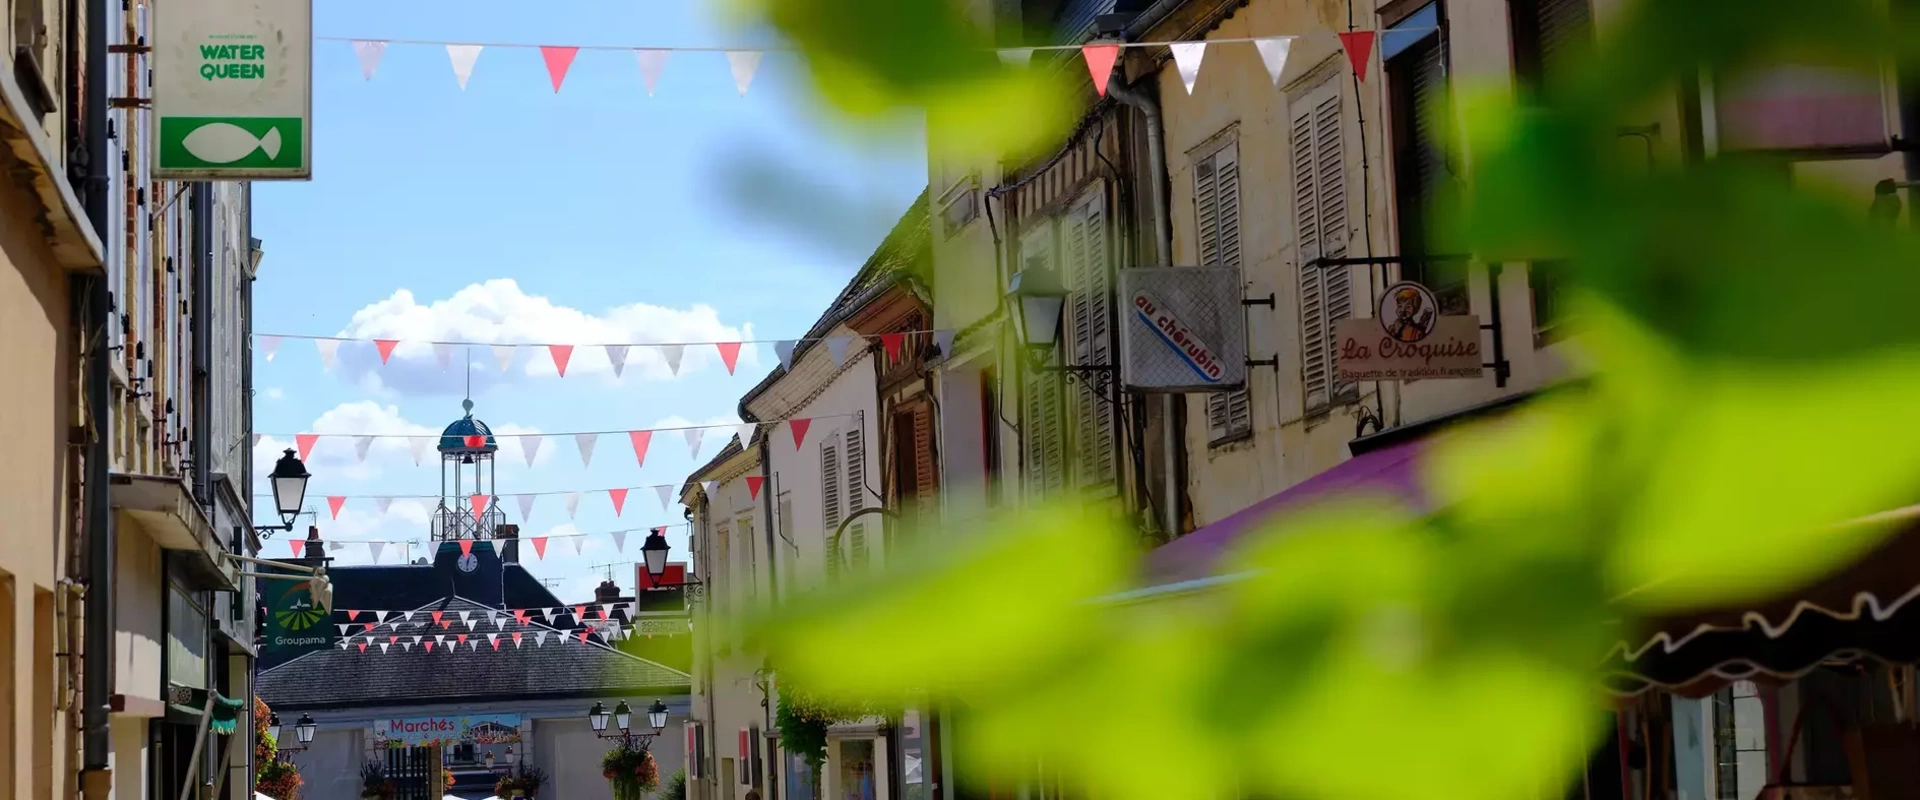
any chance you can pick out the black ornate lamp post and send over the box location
[589,699,669,749]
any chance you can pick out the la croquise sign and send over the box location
[1334,282,1484,382]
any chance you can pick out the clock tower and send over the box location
[428,393,509,606]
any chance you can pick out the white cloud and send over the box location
[328,279,761,395]
[262,387,285,400]
[254,401,551,506]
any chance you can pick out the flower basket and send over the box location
[602,745,659,800]
[495,764,548,799]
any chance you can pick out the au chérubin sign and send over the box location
[152,0,311,179]
[261,575,335,656]
[1334,282,1484,382]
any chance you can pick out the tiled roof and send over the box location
[258,597,690,710]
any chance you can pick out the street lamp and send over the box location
[505,745,517,766]
[268,449,311,530]
[295,713,316,746]
[485,751,496,771]
[614,700,632,731]
[640,529,704,600]
[646,700,669,731]
[589,701,610,733]
[589,699,667,748]
[1008,265,1068,360]
[265,713,281,743]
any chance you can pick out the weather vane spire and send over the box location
[463,348,473,415]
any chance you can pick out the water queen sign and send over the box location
[153,0,311,179]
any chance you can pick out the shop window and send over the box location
[1713,681,1769,799]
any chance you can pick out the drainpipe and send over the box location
[1104,57,1183,540]
[191,183,212,505]
[81,0,116,780]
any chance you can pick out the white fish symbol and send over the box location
[180,123,281,164]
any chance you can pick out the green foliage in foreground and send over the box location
[742,1,1920,800]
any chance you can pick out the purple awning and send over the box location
[1141,438,1429,588]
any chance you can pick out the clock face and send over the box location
[458,553,478,573]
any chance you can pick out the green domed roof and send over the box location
[438,399,498,454]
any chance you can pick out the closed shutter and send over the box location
[1196,143,1252,443]
[1021,224,1068,503]
[737,515,756,598]
[849,522,868,572]
[912,402,938,505]
[1536,0,1591,63]
[1065,190,1117,488]
[820,441,842,581]
[1293,77,1354,413]
[1395,33,1466,307]
[844,427,868,571]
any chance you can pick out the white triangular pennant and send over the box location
[369,541,387,562]
[934,329,956,357]
[401,641,412,652]
[572,536,587,555]
[352,40,387,80]
[636,49,669,95]
[605,344,630,378]
[447,44,482,90]
[434,342,455,370]
[1170,42,1206,94]
[998,48,1034,67]
[825,336,854,366]
[328,540,345,552]
[726,50,763,96]
[338,624,351,635]
[611,530,627,552]
[375,496,394,514]
[520,435,544,466]
[1253,37,1294,86]
[354,436,375,463]
[659,344,684,376]
[535,631,549,646]
[684,427,705,459]
[564,492,581,519]
[492,344,516,371]
[379,643,390,654]
[516,494,537,522]
[459,611,472,625]
[575,433,598,466]
[701,480,717,497]
[655,484,674,511]
[410,436,433,466]
[774,340,797,370]
[315,339,340,369]
[260,336,282,360]
[734,422,757,447]
[487,633,499,645]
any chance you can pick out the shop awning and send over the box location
[1139,436,1429,591]
[1605,510,1920,697]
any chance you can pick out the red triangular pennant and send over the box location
[540,46,579,92]
[425,639,435,652]
[357,642,368,653]
[609,488,629,516]
[327,496,346,519]
[1338,32,1376,82]
[375,339,400,363]
[746,475,765,500]
[470,494,490,519]
[788,418,812,449]
[514,609,529,625]
[347,609,360,620]
[290,538,305,558]
[628,430,652,467]
[548,344,575,377]
[1082,44,1120,96]
[432,611,444,626]
[512,632,524,646]
[577,630,591,644]
[388,636,399,644]
[491,637,502,650]
[880,332,905,363]
[457,633,468,645]
[459,540,473,557]
[596,606,609,621]
[464,434,486,448]
[531,538,548,559]
[295,433,319,461]
[715,342,742,374]
[572,605,585,621]
[364,622,375,632]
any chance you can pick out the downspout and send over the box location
[1104,56,1183,541]
[191,183,212,505]
[755,429,780,800]
[81,0,116,780]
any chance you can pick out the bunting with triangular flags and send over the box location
[327,496,346,519]
[774,340,797,370]
[726,51,762,96]
[684,427,705,458]
[608,488,629,517]
[636,49,669,95]
[1083,44,1120,96]
[564,492,581,519]
[260,335,282,360]
[548,344,574,376]
[434,342,456,369]
[520,435,543,466]
[492,344,516,371]
[605,344,630,378]
[516,494,537,521]
[532,538,549,559]
[715,342,742,374]
[375,339,400,363]
[655,484,674,511]
[611,530,627,552]
[540,46,579,92]
[315,339,340,369]
[575,433,598,467]
[659,344,685,376]
[788,418,812,449]
[629,430,652,467]
[825,336,855,366]
[1254,37,1293,85]
[296,433,320,461]
[355,436,375,463]
[998,48,1034,67]
[410,436,433,466]
[746,475,765,500]
[447,44,482,89]
[1170,42,1206,94]
[1338,31,1375,81]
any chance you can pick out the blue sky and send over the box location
[250,0,927,603]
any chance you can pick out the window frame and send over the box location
[1191,134,1254,446]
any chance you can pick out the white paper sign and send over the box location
[153,0,312,178]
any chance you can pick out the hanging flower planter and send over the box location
[602,744,659,800]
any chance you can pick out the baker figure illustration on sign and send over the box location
[1382,283,1439,343]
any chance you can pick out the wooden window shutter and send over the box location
[849,522,868,572]
[821,441,842,580]
[845,427,866,515]
[1066,191,1117,487]
[1293,78,1354,413]
[1197,142,1252,443]
[912,402,938,505]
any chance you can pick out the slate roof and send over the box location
[258,597,690,711]
[737,188,930,421]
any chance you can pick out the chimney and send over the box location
[495,524,519,563]
[594,579,621,605]
[301,525,326,561]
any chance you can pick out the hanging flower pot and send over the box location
[602,745,659,800]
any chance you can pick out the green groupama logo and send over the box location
[274,580,326,632]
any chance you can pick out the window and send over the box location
[1509,0,1592,95]
[844,427,870,572]
[1530,260,1567,343]
[1712,681,1768,799]
[11,0,56,119]
[1021,224,1069,501]
[1064,189,1117,489]
[1194,139,1252,443]
[715,523,731,612]
[1291,75,1357,413]
[736,514,757,599]
[1387,3,1469,314]
[939,175,980,237]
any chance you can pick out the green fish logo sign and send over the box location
[273,580,326,632]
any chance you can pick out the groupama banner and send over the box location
[261,575,335,656]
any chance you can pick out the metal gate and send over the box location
[386,746,437,799]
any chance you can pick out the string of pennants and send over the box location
[328,607,690,653]
[317,30,1396,98]
[279,523,694,562]
[256,330,956,378]
[259,473,759,522]
[255,415,838,468]
[335,625,687,655]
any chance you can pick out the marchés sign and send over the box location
[375,714,523,748]
[261,575,335,656]
[153,0,311,178]
[1334,282,1485,382]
